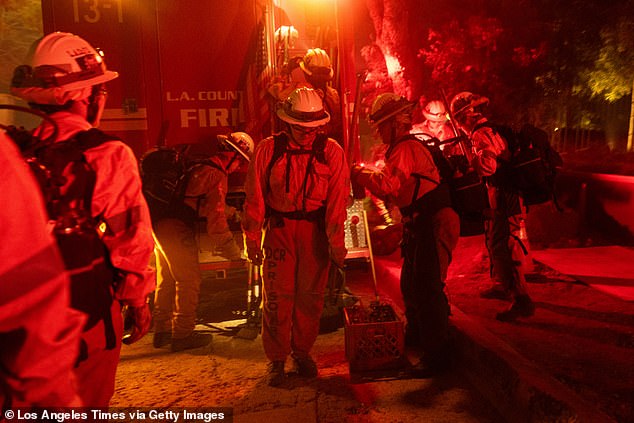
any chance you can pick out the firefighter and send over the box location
[0,132,85,409]
[411,100,454,142]
[242,87,349,387]
[299,48,343,146]
[10,32,155,407]
[152,132,253,352]
[351,93,460,377]
[450,92,535,321]
[189,132,254,261]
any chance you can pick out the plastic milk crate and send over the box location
[344,302,405,372]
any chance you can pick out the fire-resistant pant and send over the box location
[57,230,123,408]
[401,207,460,361]
[484,186,528,298]
[74,300,123,408]
[261,217,330,362]
[153,218,202,338]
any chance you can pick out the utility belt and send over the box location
[266,206,326,227]
[400,183,452,221]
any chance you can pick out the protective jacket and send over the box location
[32,111,154,406]
[33,112,155,306]
[469,117,528,297]
[355,138,441,210]
[0,134,85,408]
[242,134,348,265]
[185,157,232,238]
[470,117,511,178]
[355,135,459,365]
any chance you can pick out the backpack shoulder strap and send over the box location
[312,133,328,164]
[265,133,290,194]
[73,128,120,150]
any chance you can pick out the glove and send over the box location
[351,164,377,187]
[122,303,152,345]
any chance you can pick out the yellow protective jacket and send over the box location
[242,133,349,265]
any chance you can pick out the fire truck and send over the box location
[41,0,371,275]
[41,0,359,158]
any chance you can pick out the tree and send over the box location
[0,0,42,93]
[578,18,634,151]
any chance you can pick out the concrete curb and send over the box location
[450,307,616,423]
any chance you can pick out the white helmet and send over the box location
[218,132,254,162]
[422,100,448,122]
[276,87,330,127]
[11,32,118,105]
[450,92,489,118]
[369,93,416,127]
[299,48,334,80]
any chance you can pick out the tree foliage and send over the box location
[578,18,634,102]
[361,0,631,134]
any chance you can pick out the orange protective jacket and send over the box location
[355,139,441,210]
[184,156,232,237]
[242,134,349,265]
[33,112,155,307]
[0,133,85,408]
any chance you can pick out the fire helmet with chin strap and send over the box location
[217,132,254,162]
[369,93,416,127]
[11,31,118,105]
[276,87,330,128]
[422,100,448,122]
[450,92,489,119]
[299,48,334,80]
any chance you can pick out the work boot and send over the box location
[291,355,318,378]
[171,332,212,352]
[479,285,511,300]
[153,332,172,348]
[266,361,286,387]
[496,295,535,322]
[410,358,450,379]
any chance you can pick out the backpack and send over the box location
[140,145,224,224]
[394,135,488,236]
[3,109,119,329]
[475,122,563,208]
[2,116,115,239]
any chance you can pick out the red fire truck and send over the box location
[41,0,358,158]
[41,0,370,275]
